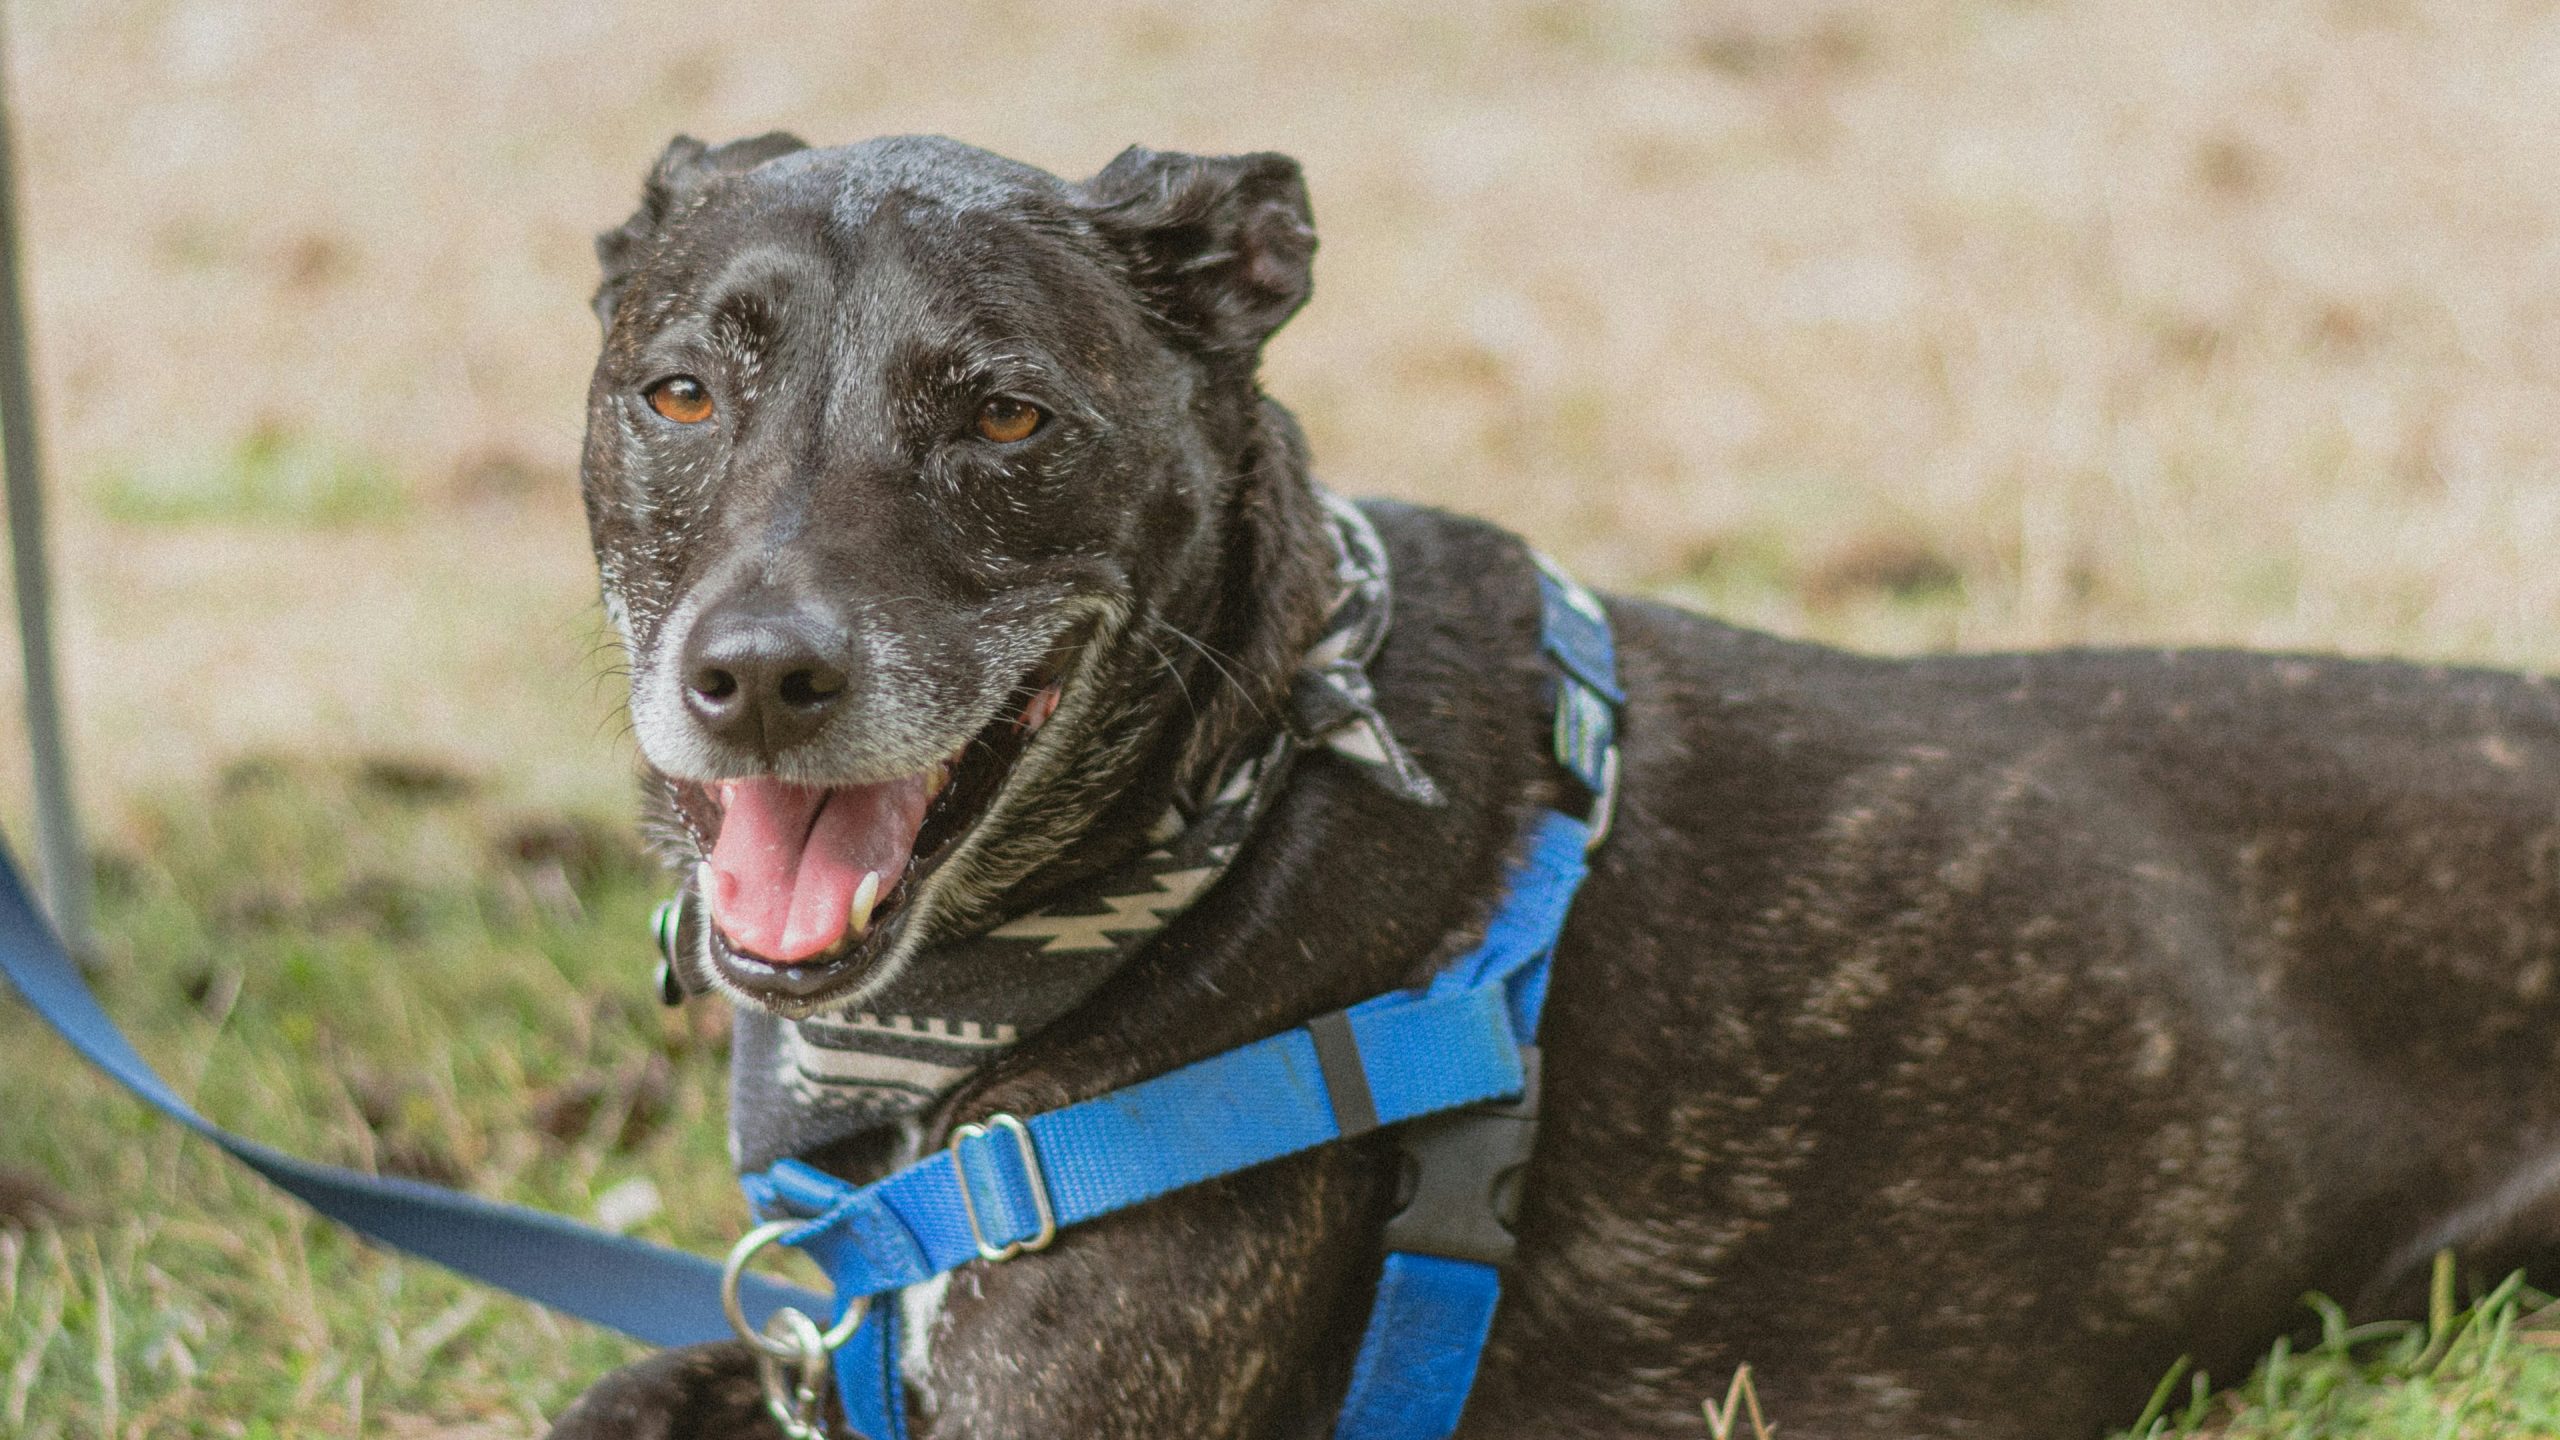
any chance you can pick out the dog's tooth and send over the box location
[925,762,950,801]
[848,870,883,938]
[1020,685,1062,734]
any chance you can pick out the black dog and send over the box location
[551,132,2560,1439]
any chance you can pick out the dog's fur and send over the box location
[551,134,2560,1439]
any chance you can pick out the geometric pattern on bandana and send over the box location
[729,489,1440,1173]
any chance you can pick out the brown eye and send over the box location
[974,396,1044,444]
[645,376,714,424]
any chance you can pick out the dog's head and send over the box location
[581,134,1332,1017]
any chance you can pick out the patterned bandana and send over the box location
[724,491,1441,1173]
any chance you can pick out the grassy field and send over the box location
[0,757,738,1435]
[2108,1262,2560,1440]
[5,0,2560,1434]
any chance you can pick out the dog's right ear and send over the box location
[593,131,809,329]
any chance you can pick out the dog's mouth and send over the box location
[690,666,1069,1006]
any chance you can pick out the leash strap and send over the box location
[762,558,1621,1440]
[0,846,827,1348]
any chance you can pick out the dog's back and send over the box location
[1484,533,2560,1434]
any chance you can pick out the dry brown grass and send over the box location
[6,0,2559,827]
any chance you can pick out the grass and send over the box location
[2110,1257,2560,1440]
[90,429,405,528]
[0,754,766,1437]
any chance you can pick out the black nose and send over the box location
[680,601,850,755]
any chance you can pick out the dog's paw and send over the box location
[546,1341,802,1440]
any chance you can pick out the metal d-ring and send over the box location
[651,888,694,1006]
[720,1219,870,1360]
[723,1219,872,1439]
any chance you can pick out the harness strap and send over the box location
[744,968,1544,1291]
[1328,561,1620,1440]
[1333,1254,1508,1438]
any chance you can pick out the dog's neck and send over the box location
[994,395,1339,908]
[1166,398,1339,797]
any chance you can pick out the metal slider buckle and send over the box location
[950,1113,1058,1263]
[1548,669,1621,854]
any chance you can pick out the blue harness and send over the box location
[737,561,1623,1438]
[0,559,1622,1440]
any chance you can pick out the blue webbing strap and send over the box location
[1333,1253,1507,1438]
[740,972,1538,1265]
[1329,563,1619,1440]
[773,817,1585,1429]
[0,844,826,1348]
[836,1302,906,1440]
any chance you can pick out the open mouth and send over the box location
[690,668,1068,1005]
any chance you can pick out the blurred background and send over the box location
[13,0,2560,829]
[2,0,2557,1432]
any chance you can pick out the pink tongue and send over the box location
[708,775,931,964]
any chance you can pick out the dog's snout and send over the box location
[680,602,851,755]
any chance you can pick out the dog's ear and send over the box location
[593,131,809,329]
[1077,147,1316,358]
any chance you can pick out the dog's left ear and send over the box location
[1077,147,1316,358]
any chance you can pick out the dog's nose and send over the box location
[680,604,850,755]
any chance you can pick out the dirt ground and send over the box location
[6,0,2560,835]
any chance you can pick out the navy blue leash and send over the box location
[0,552,1620,1440]
[0,841,826,1348]
[738,558,1622,1440]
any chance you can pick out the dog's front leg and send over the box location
[547,1341,794,1440]
[908,1145,1384,1440]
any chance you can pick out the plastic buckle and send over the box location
[1382,1047,1542,1266]
[950,1113,1058,1263]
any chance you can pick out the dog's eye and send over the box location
[974,397,1044,444]
[645,376,715,425]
